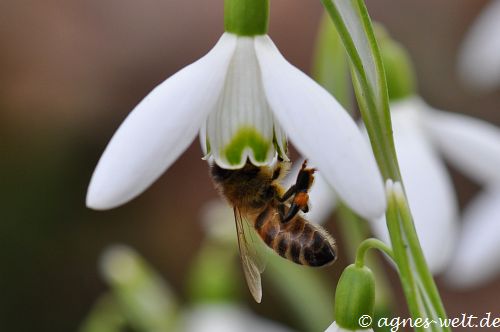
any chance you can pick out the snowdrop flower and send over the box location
[325,321,373,332]
[458,0,500,91]
[378,97,500,278]
[181,304,294,332]
[404,100,500,287]
[370,97,459,274]
[307,96,500,278]
[86,0,385,220]
[99,245,178,331]
[445,188,500,287]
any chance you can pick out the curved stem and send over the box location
[354,238,394,268]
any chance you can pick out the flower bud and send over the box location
[334,264,375,330]
[375,24,416,101]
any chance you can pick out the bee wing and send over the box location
[234,207,265,303]
[241,209,267,274]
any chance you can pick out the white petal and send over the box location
[254,35,386,220]
[370,99,458,274]
[182,305,293,332]
[423,108,500,186]
[325,321,373,332]
[206,37,279,169]
[458,0,500,91]
[199,122,209,157]
[445,188,500,288]
[273,112,289,160]
[308,172,338,225]
[86,33,237,209]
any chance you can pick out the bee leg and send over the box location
[279,184,297,203]
[278,203,286,220]
[295,165,315,193]
[282,191,310,223]
[281,203,301,223]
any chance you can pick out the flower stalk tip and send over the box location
[224,0,269,36]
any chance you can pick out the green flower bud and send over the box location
[335,264,375,330]
[375,24,416,101]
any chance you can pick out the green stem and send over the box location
[385,185,424,330]
[320,1,450,329]
[224,0,269,36]
[396,191,449,321]
[355,238,394,268]
[320,0,401,181]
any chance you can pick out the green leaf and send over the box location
[79,294,126,332]
[320,0,399,181]
[187,242,241,304]
[100,245,178,331]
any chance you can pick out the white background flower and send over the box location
[458,0,500,91]
[324,321,373,332]
[181,304,294,332]
[306,96,500,285]
[374,97,500,280]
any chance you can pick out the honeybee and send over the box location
[211,159,337,302]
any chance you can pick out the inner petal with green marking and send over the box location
[204,35,287,169]
[223,127,271,165]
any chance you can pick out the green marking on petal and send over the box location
[206,135,211,155]
[223,127,271,165]
[272,128,289,160]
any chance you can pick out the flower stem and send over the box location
[395,189,449,321]
[224,0,269,36]
[354,238,394,268]
[320,0,450,329]
[385,182,425,330]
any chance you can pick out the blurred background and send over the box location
[1,0,499,331]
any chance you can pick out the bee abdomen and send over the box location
[271,232,302,264]
[255,207,279,247]
[303,228,337,266]
[255,208,337,267]
[285,219,337,267]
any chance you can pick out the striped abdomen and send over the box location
[254,206,337,267]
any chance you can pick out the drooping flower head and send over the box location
[86,0,386,220]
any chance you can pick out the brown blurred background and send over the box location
[1,0,499,331]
